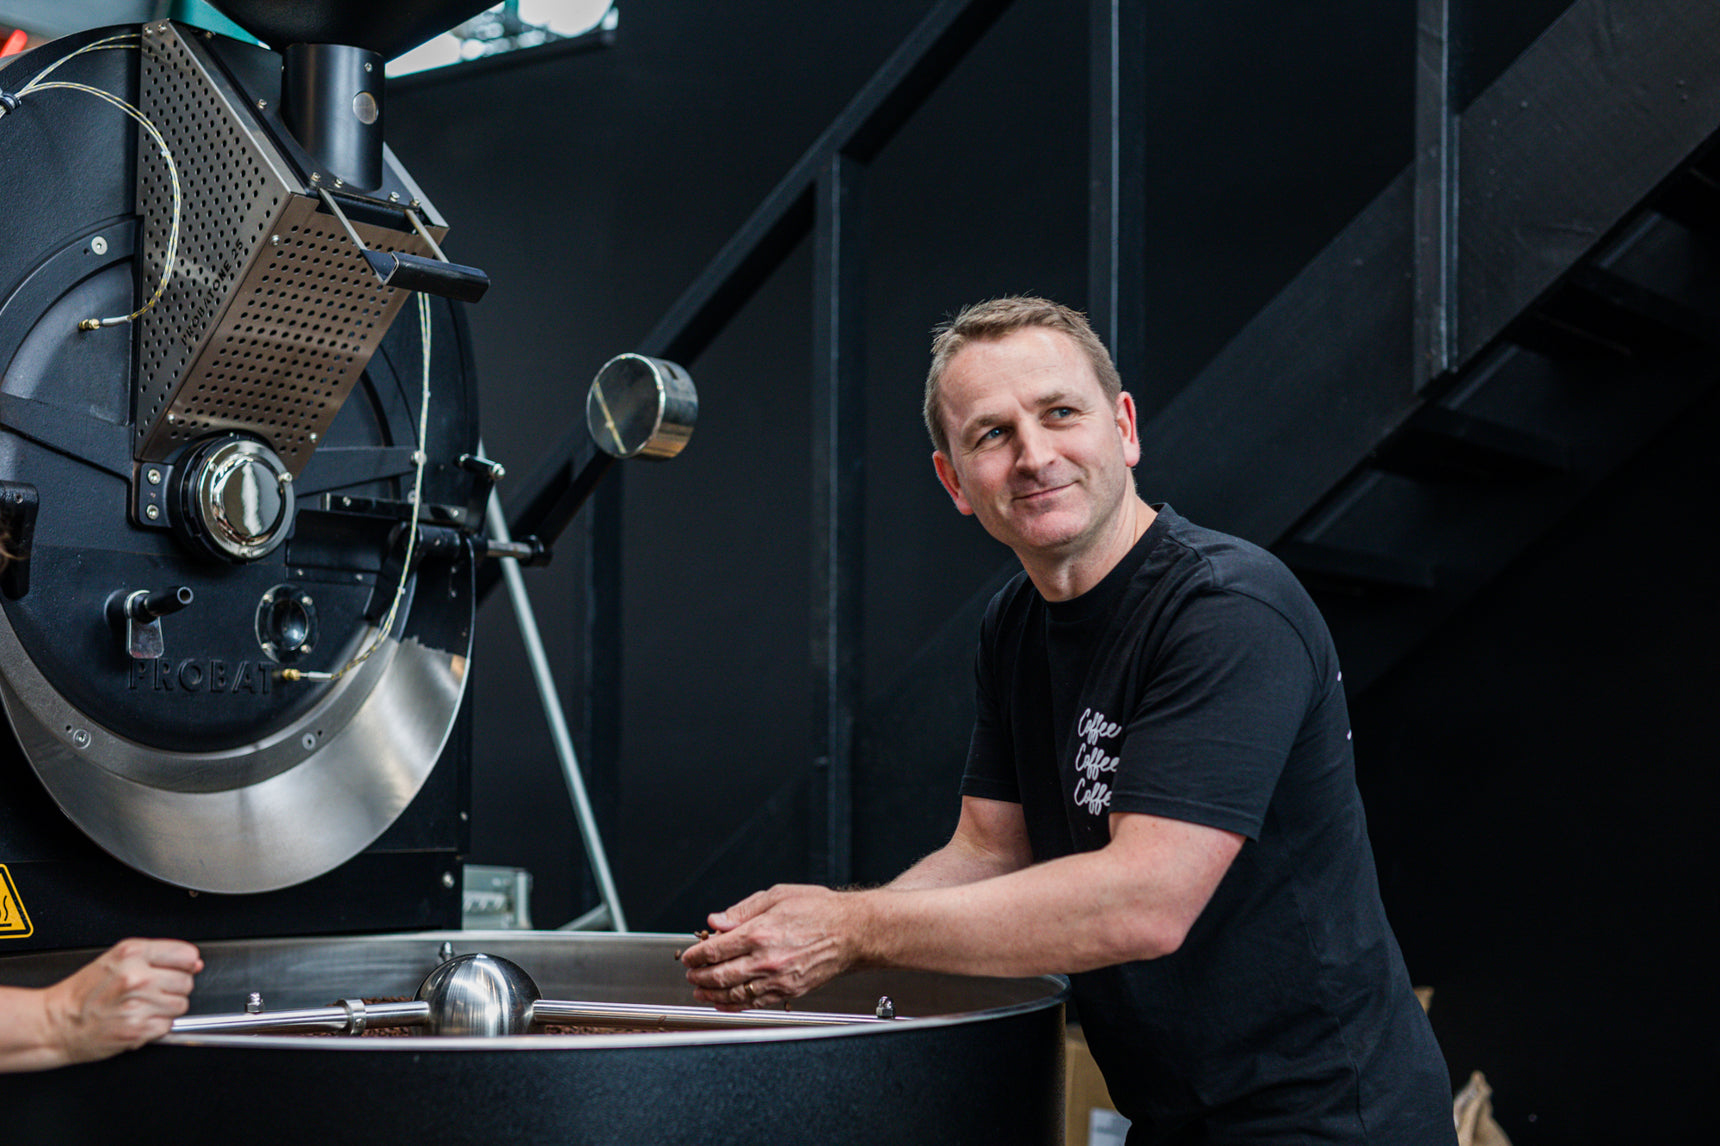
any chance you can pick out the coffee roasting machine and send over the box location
[0,3,1065,1141]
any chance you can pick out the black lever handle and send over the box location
[126,585,195,621]
[361,250,489,303]
[318,188,490,303]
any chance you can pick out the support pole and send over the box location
[484,482,628,931]
[1414,0,1459,389]
[810,153,865,887]
[1089,0,1147,393]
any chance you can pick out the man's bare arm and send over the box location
[863,812,1240,975]
[884,796,1033,891]
[682,810,1242,1008]
[0,938,202,1073]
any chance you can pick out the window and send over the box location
[388,1,616,78]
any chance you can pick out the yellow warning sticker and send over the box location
[0,864,33,938]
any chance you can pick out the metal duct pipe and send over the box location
[282,42,385,190]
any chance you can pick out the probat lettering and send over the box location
[127,658,270,694]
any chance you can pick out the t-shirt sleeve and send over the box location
[1109,590,1317,839]
[960,618,1021,804]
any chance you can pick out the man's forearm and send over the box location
[684,811,1237,1007]
[885,837,1020,891]
[885,795,1034,892]
[0,986,62,1073]
[855,815,1241,979]
[858,852,1152,977]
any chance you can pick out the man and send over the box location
[0,938,201,1072]
[682,297,1455,1142]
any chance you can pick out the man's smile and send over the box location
[1013,482,1075,505]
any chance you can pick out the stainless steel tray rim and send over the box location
[154,993,1067,1053]
[140,929,1068,1053]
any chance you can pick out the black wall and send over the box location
[388,0,943,929]
[387,2,1708,1141]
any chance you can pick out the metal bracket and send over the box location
[319,491,472,529]
[318,188,490,302]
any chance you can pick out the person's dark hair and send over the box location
[923,296,1122,454]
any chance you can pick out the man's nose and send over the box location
[1013,423,1055,474]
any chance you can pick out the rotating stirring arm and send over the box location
[170,997,892,1037]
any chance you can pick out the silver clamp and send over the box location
[340,997,369,1036]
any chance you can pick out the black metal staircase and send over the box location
[1135,0,1720,691]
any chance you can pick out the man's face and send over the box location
[932,326,1140,562]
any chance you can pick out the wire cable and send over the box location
[280,292,435,685]
[2,33,182,330]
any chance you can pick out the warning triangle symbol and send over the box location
[0,864,33,937]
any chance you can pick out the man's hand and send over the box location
[680,885,868,1010]
[42,938,203,1065]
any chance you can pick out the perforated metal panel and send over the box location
[132,22,445,475]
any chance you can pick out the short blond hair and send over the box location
[923,296,1122,454]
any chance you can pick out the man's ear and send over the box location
[1115,391,1141,469]
[932,451,975,516]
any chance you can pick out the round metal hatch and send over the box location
[586,353,698,459]
[176,435,296,561]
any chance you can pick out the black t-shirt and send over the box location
[962,507,1454,1144]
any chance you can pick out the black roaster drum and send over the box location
[0,931,1068,1144]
